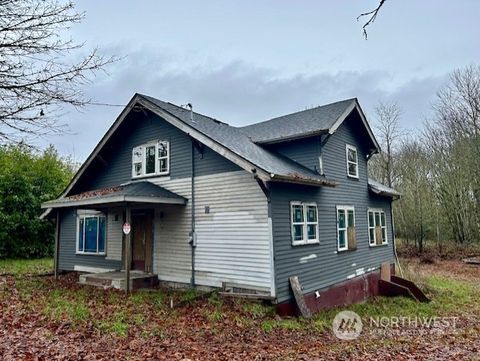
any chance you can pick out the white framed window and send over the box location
[368,208,388,246]
[346,144,359,178]
[336,205,355,251]
[132,140,170,178]
[290,201,319,246]
[76,211,106,255]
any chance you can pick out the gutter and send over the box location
[270,174,337,188]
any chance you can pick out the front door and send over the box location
[131,212,153,273]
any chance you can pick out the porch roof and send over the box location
[41,181,187,209]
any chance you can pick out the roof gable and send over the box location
[240,98,380,153]
[58,94,336,201]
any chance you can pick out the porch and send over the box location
[41,181,188,292]
[79,270,159,291]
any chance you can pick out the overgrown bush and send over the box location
[0,144,75,258]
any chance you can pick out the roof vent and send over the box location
[186,103,194,123]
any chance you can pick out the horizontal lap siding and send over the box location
[194,171,271,291]
[70,110,193,194]
[58,209,122,271]
[150,178,192,284]
[271,112,395,303]
[106,207,123,261]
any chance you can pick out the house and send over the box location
[42,93,400,313]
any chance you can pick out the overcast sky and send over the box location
[44,0,480,161]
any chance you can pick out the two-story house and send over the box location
[42,93,400,313]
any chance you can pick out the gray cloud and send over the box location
[46,48,450,161]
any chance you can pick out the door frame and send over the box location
[130,209,154,273]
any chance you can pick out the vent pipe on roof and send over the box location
[186,103,194,123]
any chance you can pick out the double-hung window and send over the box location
[132,140,170,178]
[77,212,106,255]
[291,202,319,246]
[368,209,387,246]
[336,206,356,251]
[346,144,359,178]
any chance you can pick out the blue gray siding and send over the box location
[71,109,239,194]
[270,112,395,303]
[58,209,122,271]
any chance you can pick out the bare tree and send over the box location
[425,65,480,244]
[0,0,116,143]
[369,101,402,188]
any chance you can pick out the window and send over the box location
[77,212,106,255]
[346,144,359,178]
[368,209,387,246]
[132,140,170,178]
[336,206,356,251]
[290,202,319,245]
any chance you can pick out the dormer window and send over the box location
[132,140,170,178]
[346,144,359,178]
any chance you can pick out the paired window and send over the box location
[132,140,169,178]
[368,209,387,246]
[290,202,319,245]
[346,144,359,178]
[336,206,356,251]
[77,212,106,255]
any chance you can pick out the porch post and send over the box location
[54,210,60,280]
[125,203,131,293]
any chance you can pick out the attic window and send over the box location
[132,140,170,178]
[346,144,359,178]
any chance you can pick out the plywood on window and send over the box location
[347,227,356,249]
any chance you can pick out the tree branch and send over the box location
[357,0,387,39]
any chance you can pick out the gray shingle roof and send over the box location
[239,98,356,143]
[41,181,186,208]
[140,94,336,186]
[368,179,401,199]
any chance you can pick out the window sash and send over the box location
[77,215,106,254]
[346,145,359,178]
[132,140,169,177]
[337,206,355,251]
[368,209,387,245]
[291,202,318,245]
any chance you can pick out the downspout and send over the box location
[190,139,196,287]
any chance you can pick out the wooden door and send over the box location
[131,213,153,272]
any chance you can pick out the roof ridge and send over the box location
[240,98,357,129]
[138,94,231,127]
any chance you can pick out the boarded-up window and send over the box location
[368,209,387,246]
[337,206,355,251]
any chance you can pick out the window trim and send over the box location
[367,208,388,246]
[290,201,319,246]
[346,144,359,179]
[76,211,107,255]
[132,140,170,179]
[336,205,355,252]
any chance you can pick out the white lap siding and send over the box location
[194,171,271,292]
[149,170,272,293]
[106,207,123,261]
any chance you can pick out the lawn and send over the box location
[0,258,479,360]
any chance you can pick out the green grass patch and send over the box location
[243,302,274,319]
[43,289,90,324]
[0,258,53,276]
